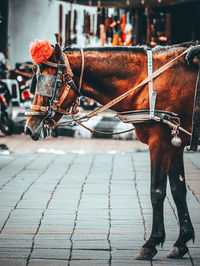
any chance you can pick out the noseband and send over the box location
[26,49,84,119]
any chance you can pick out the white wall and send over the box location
[8,0,97,68]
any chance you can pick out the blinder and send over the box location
[36,74,56,97]
[30,74,37,95]
[30,74,56,97]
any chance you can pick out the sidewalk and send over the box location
[0,150,199,266]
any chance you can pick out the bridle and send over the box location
[26,47,84,122]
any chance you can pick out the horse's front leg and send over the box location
[136,138,172,260]
[167,148,194,258]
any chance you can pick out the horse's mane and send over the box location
[64,41,197,54]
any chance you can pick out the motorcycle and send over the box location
[0,80,14,135]
[10,62,33,106]
[0,62,14,135]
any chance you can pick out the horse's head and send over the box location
[25,40,81,140]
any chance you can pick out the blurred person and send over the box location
[110,19,123,46]
[100,24,106,46]
[150,24,157,47]
[124,22,133,46]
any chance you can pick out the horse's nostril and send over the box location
[25,126,33,136]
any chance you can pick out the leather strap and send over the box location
[147,49,157,119]
[45,61,62,68]
[31,104,49,112]
[64,54,73,77]
[117,109,191,137]
[70,114,134,136]
[57,84,71,108]
[25,104,49,116]
[147,49,154,106]
[56,107,70,115]
[45,54,73,77]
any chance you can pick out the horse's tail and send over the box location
[186,45,200,65]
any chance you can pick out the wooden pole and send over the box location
[165,13,171,44]
[59,4,63,45]
[65,12,71,46]
[133,9,139,45]
[146,8,151,45]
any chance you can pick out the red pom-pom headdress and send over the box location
[29,40,53,64]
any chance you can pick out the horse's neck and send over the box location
[67,50,146,111]
[67,47,189,112]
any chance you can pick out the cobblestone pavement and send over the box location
[0,148,199,266]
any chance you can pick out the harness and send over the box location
[116,49,182,147]
[82,47,192,146]
[26,45,199,149]
[26,49,83,117]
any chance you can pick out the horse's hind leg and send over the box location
[135,138,171,260]
[167,148,195,259]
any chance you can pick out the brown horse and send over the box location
[25,41,199,260]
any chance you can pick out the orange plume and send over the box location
[29,40,53,64]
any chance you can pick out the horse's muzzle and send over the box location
[24,118,48,141]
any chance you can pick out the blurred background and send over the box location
[0,0,200,152]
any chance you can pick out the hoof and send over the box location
[135,247,157,260]
[167,246,188,259]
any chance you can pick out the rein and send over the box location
[71,114,134,136]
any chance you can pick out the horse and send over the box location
[25,39,200,260]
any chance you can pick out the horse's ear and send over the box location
[54,44,62,61]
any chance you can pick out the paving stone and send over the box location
[70,260,109,265]
[153,252,191,266]
[0,239,32,248]
[0,258,26,266]
[0,248,30,258]
[36,234,71,240]
[112,262,150,266]
[0,234,33,241]
[72,234,108,241]
[38,224,74,234]
[31,248,70,260]
[71,250,110,260]
[72,240,109,250]
[34,239,71,249]
[29,259,68,266]
[111,249,139,263]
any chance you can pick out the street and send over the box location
[0,135,199,265]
